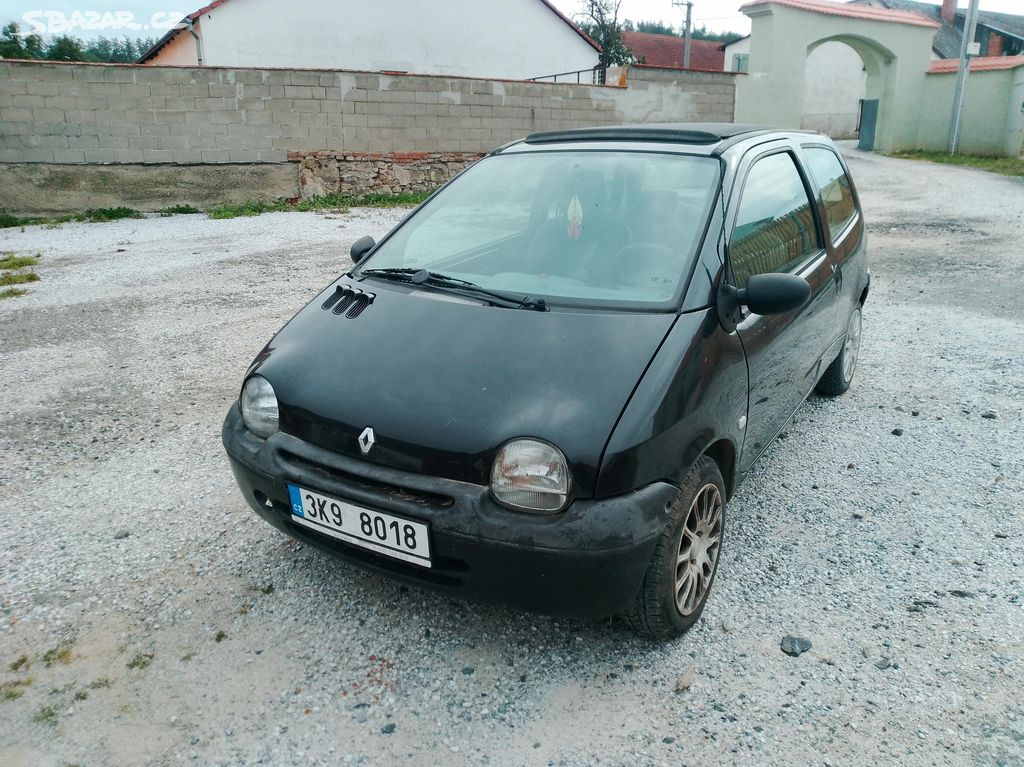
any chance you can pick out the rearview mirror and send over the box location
[717,272,811,331]
[739,273,811,316]
[350,235,376,264]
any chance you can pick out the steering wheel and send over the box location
[613,242,680,291]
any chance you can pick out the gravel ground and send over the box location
[0,151,1022,767]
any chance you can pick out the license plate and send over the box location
[287,484,431,568]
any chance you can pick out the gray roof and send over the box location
[850,0,1024,58]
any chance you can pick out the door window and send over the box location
[729,152,820,287]
[803,146,858,240]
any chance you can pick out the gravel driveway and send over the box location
[1,151,1022,767]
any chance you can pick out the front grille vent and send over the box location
[321,284,375,319]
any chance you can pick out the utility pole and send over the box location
[947,0,981,154]
[672,1,694,69]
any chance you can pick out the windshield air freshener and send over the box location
[567,194,583,240]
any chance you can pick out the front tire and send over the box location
[624,455,725,641]
[816,306,862,396]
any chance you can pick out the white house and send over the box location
[139,0,602,82]
[722,35,750,74]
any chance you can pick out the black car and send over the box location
[223,124,868,640]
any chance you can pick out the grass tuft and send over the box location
[88,678,112,689]
[158,204,202,216]
[0,207,145,228]
[214,630,227,643]
[0,271,40,287]
[2,679,33,701]
[1,191,432,227]
[8,655,30,672]
[32,705,58,726]
[887,151,1024,178]
[81,207,145,223]
[41,645,73,667]
[207,199,286,219]
[0,288,28,300]
[0,254,39,270]
[126,653,153,670]
[208,190,434,219]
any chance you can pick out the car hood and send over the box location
[251,279,677,496]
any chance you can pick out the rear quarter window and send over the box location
[803,146,858,241]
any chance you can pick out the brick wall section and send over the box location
[0,61,736,165]
[294,151,482,197]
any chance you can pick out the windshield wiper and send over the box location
[359,268,547,311]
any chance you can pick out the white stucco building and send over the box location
[140,0,601,81]
[724,34,866,139]
[722,35,750,74]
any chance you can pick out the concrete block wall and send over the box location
[624,66,737,124]
[0,60,736,212]
[0,61,737,165]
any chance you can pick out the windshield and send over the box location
[357,150,720,308]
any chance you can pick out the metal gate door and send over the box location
[858,99,879,151]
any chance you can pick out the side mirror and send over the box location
[739,273,811,316]
[350,235,376,264]
[717,272,810,331]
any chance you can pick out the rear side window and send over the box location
[730,152,820,288]
[804,146,857,240]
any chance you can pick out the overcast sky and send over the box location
[3,0,1022,40]
[551,0,1023,35]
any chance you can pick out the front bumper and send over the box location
[222,405,678,618]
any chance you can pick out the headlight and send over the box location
[490,439,570,513]
[240,375,279,438]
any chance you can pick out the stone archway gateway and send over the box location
[734,0,939,153]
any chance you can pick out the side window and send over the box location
[803,146,857,240]
[730,152,820,288]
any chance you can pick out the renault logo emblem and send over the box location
[358,426,376,455]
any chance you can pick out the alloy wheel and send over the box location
[843,308,863,384]
[674,483,723,616]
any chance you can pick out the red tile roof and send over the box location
[740,0,939,28]
[928,55,1024,73]
[184,0,230,22]
[620,32,725,71]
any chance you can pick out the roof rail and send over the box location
[525,127,724,145]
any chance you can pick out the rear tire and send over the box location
[817,306,862,397]
[624,455,726,641]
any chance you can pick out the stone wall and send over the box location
[0,60,738,212]
[294,151,482,198]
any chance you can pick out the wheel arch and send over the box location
[859,271,871,306]
[701,438,738,499]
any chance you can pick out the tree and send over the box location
[634,19,678,36]
[619,20,743,45]
[0,22,44,59]
[45,35,88,61]
[692,26,744,44]
[1,22,158,63]
[577,0,635,69]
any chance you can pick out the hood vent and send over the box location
[321,284,376,319]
